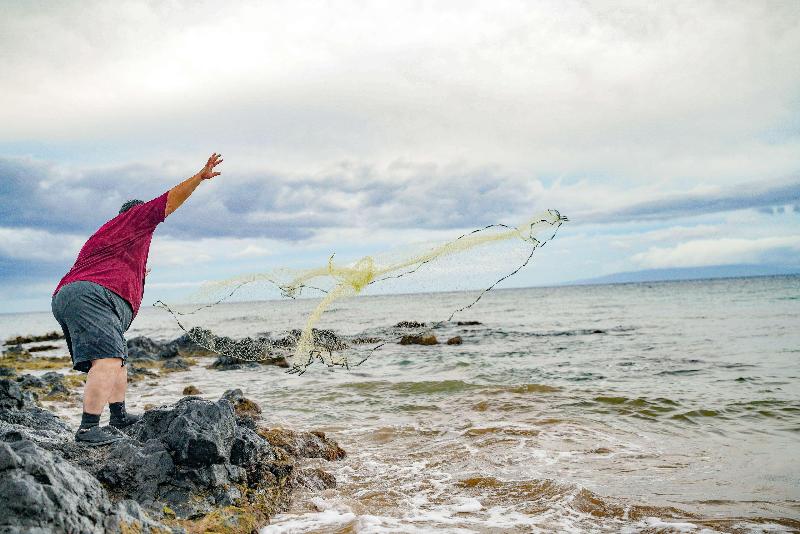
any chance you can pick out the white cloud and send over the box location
[609,224,722,249]
[631,236,800,268]
[0,227,83,261]
[1,1,798,183]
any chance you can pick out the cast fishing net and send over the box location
[155,209,567,374]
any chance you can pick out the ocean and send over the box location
[1,275,798,533]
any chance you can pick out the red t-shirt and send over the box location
[53,191,169,318]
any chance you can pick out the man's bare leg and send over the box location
[108,363,140,428]
[109,363,127,403]
[77,358,124,444]
[83,358,122,414]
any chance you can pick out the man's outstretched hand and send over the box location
[165,152,224,218]
[199,152,223,180]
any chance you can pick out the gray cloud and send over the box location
[3,155,799,248]
[581,177,800,224]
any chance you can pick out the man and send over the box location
[51,152,223,445]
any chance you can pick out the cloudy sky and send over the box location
[1,0,799,313]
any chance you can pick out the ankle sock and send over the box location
[109,401,127,424]
[80,412,100,430]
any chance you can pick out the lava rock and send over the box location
[211,354,260,371]
[222,389,263,419]
[162,357,190,372]
[0,439,168,533]
[126,336,167,361]
[128,397,236,467]
[399,334,438,345]
[395,321,426,328]
[293,467,337,490]
[4,331,64,345]
[258,428,347,461]
[0,379,71,446]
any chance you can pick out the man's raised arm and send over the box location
[165,152,223,218]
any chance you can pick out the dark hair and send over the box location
[119,199,145,214]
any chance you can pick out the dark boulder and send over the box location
[0,379,71,446]
[128,397,236,467]
[0,439,168,533]
[211,354,261,371]
[126,336,166,360]
[446,336,463,345]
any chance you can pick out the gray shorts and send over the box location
[51,281,133,373]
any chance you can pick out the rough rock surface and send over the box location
[127,332,215,361]
[0,439,164,534]
[0,379,72,446]
[0,376,345,532]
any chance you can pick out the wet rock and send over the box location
[182,385,202,395]
[230,426,282,486]
[4,331,64,345]
[0,379,71,446]
[399,334,439,345]
[167,329,217,358]
[293,467,337,490]
[27,344,60,352]
[129,397,236,467]
[395,321,426,328]
[2,345,27,356]
[0,439,168,533]
[456,320,482,326]
[446,336,463,345]
[210,354,260,371]
[162,357,190,372]
[0,366,15,377]
[258,428,346,461]
[128,365,159,382]
[126,336,170,361]
[222,389,263,419]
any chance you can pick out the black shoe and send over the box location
[75,425,123,446]
[110,412,142,429]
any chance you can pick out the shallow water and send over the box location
[2,275,799,532]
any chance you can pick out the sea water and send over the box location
[1,275,798,532]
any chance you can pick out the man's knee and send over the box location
[89,358,123,371]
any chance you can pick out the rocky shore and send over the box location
[0,331,346,534]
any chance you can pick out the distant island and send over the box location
[563,264,800,286]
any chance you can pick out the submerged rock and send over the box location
[211,354,261,371]
[399,334,439,345]
[182,385,202,395]
[395,320,426,328]
[447,336,463,345]
[4,331,64,345]
[162,357,191,372]
[456,320,482,326]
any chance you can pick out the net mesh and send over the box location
[155,209,568,374]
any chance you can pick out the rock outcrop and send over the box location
[0,377,345,533]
